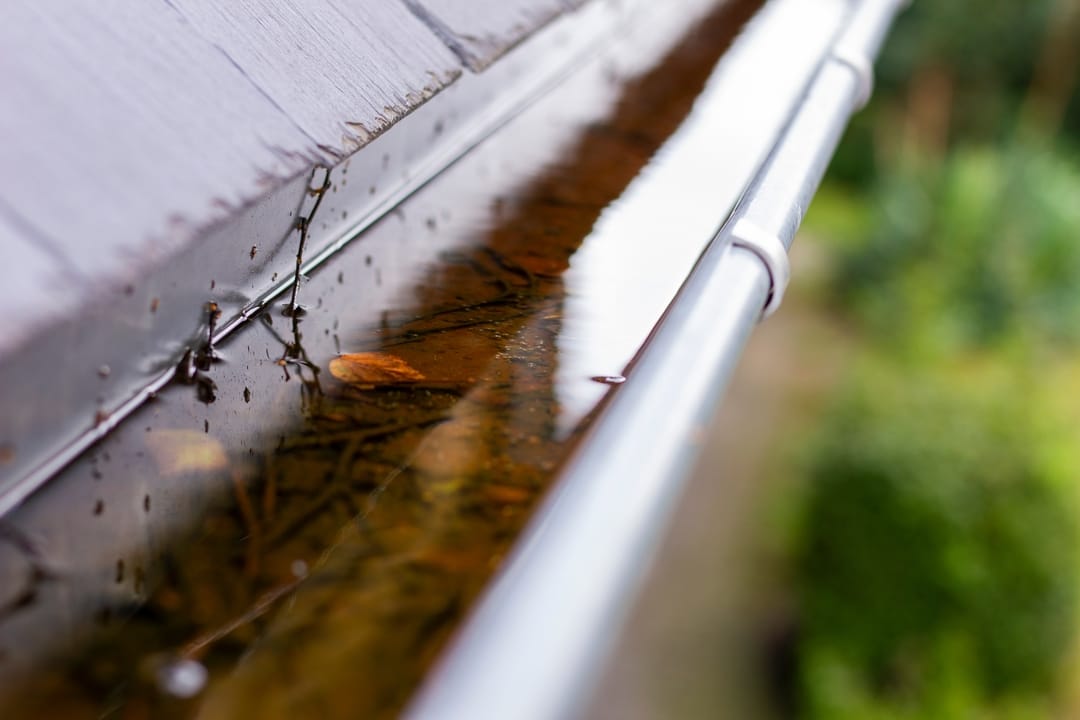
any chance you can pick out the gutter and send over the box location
[406,1,907,718]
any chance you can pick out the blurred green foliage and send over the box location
[830,0,1079,186]
[880,3,1053,142]
[790,0,1080,716]
[827,143,1080,357]
[795,362,1080,718]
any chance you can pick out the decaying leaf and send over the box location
[329,352,425,385]
[145,430,228,477]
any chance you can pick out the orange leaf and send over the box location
[329,352,425,385]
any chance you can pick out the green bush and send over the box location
[786,5,1080,717]
[823,143,1080,357]
[794,362,1080,718]
[828,0,1070,188]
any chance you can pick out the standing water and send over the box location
[0,0,829,716]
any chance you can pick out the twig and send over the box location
[288,166,332,315]
[182,578,302,658]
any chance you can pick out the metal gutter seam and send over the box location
[404,1,907,719]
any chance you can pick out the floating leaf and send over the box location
[329,352,425,385]
[145,430,227,477]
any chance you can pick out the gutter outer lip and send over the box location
[405,1,906,718]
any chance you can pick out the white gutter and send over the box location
[406,1,907,718]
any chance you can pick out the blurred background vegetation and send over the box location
[788,0,1080,716]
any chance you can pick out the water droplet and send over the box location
[156,658,208,699]
[590,375,626,385]
[291,560,309,579]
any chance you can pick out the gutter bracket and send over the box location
[832,42,875,110]
[730,218,790,319]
